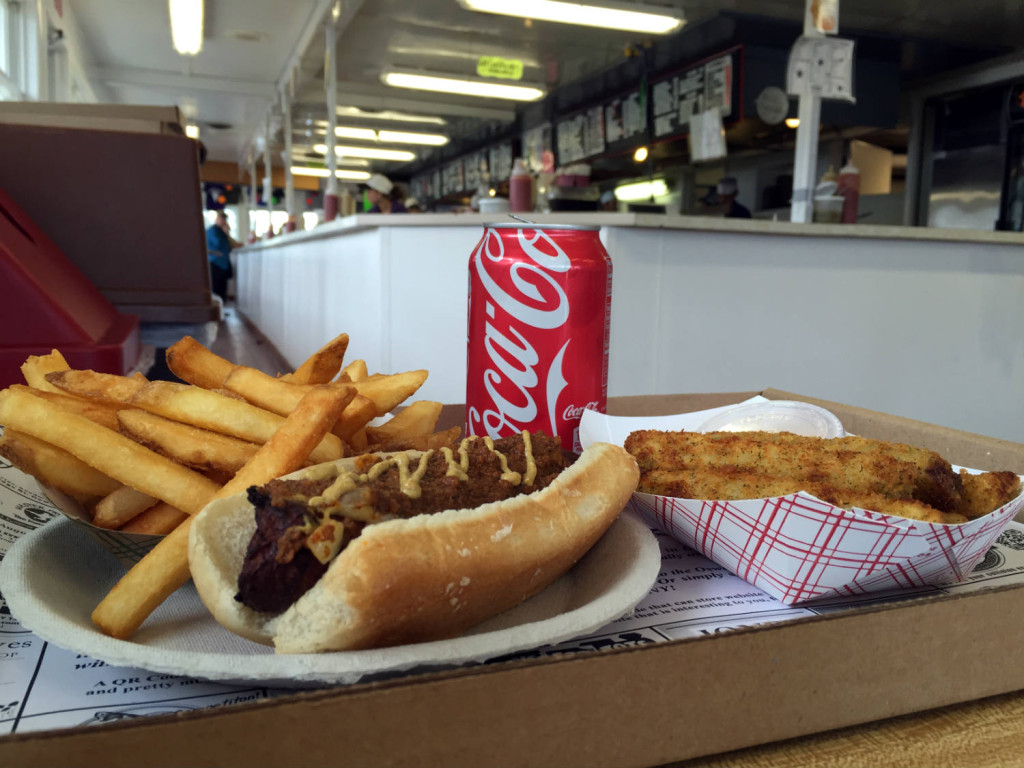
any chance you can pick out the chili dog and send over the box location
[188,432,639,653]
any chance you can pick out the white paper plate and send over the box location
[0,511,659,688]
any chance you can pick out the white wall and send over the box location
[237,219,1024,443]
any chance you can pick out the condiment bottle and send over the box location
[509,158,532,213]
[837,162,860,224]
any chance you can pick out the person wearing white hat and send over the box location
[364,173,407,214]
[716,176,751,219]
[599,190,618,212]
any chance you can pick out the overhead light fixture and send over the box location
[633,146,648,163]
[785,117,800,128]
[335,126,378,141]
[312,144,417,162]
[457,0,684,35]
[291,166,371,181]
[184,124,200,140]
[614,179,668,201]
[382,69,544,101]
[316,126,449,146]
[377,130,448,146]
[332,107,447,125]
[168,0,204,56]
[302,156,371,167]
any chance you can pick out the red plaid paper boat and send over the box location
[581,401,1024,604]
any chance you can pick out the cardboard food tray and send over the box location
[2,390,1023,768]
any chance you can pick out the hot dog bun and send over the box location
[188,441,639,653]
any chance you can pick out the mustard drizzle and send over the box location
[283,433,538,564]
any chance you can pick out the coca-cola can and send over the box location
[466,223,612,452]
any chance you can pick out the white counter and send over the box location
[236,213,1024,444]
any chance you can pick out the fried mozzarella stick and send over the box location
[830,435,962,512]
[958,470,1021,519]
[627,431,922,498]
[625,430,964,511]
[637,470,953,523]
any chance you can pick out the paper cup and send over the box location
[696,400,845,438]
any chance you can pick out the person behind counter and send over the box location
[599,190,618,212]
[364,173,407,214]
[716,177,751,219]
[206,211,239,302]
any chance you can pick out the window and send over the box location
[0,1,9,74]
[0,0,17,99]
[0,0,39,100]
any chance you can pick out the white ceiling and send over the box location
[64,0,1024,170]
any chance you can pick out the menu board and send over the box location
[463,150,488,190]
[652,50,739,140]
[555,105,606,165]
[488,142,514,182]
[412,140,516,199]
[604,90,645,152]
[440,159,465,197]
[522,123,554,173]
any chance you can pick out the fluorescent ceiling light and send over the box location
[312,144,417,161]
[615,179,668,201]
[382,70,544,101]
[169,0,204,55]
[333,108,447,125]
[317,126,449,146]
[303,156,370,167]
[457,0,683,35]
[335,126,378,141]
[377,130,448,146]
[291,167,371,181]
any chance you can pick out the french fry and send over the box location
[348,427,368,452]
[117,409,261,475]
[0,429,120,502]
[222,366,354,418]
[93,485,159,529]
[127,380,347,464]
[282,333,349,385]
[339,359,368,383]
[91,384,353,639]
[165,335,235,389]
[120,501,189,535]
[366,400,443,445]
[0,387,220,515]
[332,394,377,441]
[46,369,146,405]
[352,370,428,416]
[10,384,123,431]
[21,350,70,393]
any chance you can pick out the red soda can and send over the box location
[466,223,612,452]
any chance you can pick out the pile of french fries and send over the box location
[0,332,457,638]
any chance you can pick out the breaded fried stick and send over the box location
[625,430,963,513]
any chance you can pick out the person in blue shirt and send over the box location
[364,173,407,214]
[206,211,238,301]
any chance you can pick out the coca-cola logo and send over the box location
[468,228,572,438]
[562,401,599,421]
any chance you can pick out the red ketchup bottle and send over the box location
[465,224,612,453]
[508,158,533,213]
